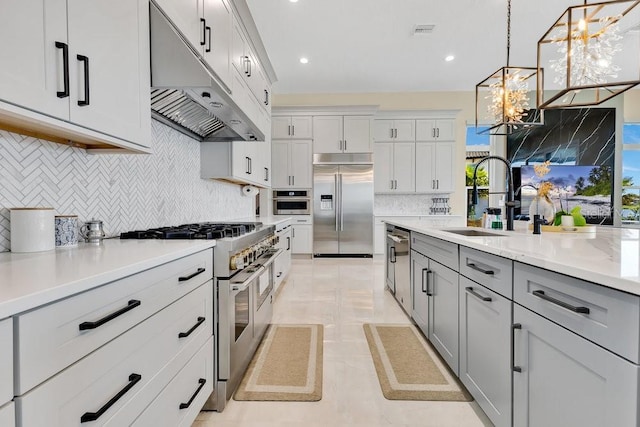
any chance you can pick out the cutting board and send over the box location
[527,224,596,233]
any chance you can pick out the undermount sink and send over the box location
[442,229,509,237]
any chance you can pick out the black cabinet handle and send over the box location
[466,262,494,275]
[465,286,492,302]
[532,290,590,314]
[243,55,250,75]
[178,267,206,282]
[200,18,206,45]
[178,316,206,338]
[79,299,141,330]
[249,157,252,174]
[264,167,269,182]
[179,378,206,409]
[55,42,69,98]
[512,323,522,372]
[286,236,291,251]
[77,55,90,106]
[81,373,142,422]
[421,268,428,293]
[205,26,211,52]
[246,57,252,77]
[426,269,433,296]
[264,89,269,105]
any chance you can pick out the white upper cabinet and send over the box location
[313,116,371,153]
[0,0,151,151]
[374,142,415,193]
[373,119,415,142]
[415,142,455,193]
[272,116,313,139]
[416,119,455,141]
[271,140,312,189]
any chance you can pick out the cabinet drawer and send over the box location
[0,318,12,405]
[16,282,213,427]
[0,402,14,427]
[15,249,212,394]
[134,338,214,427]
[411,232,458,271]
[514,262,640,363]
[459,247,513,298]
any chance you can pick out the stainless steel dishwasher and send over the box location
[386,225,411,315]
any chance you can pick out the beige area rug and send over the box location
[234,324,323,401]
[363,324,472,401]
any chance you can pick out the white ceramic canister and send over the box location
[10,207,55,253]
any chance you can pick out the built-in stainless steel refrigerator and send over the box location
[313,153,373,256]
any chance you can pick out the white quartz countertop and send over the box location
[0,238,216,319]
[385,219,640,296]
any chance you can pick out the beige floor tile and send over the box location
[193,258,490,427]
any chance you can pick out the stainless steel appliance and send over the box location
[273,190,311,215]
[313,153,373,257]
[120,222,281,412]
[386,225,411,314]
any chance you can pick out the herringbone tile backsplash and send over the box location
[0,121,253,252]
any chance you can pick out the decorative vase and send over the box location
[529,196,555,224]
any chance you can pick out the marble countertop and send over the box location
[0,239,216,319]
[385,219,640,296]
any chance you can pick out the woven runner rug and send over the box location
[363,323,472,401]
[234,324,323,401]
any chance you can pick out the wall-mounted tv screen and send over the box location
[515,164,613,225]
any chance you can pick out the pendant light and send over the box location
[537,0,640,109]
[475,0,542,135]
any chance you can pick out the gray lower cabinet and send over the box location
[411,249,429,337]
[428,259,459,375]
[459,276,512,427]
[513,304,640,427]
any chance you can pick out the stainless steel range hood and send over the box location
[149,3,263,141]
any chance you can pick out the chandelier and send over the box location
[537,0,640,109]
[475,0,542,135]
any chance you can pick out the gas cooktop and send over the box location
[119,222,262,240]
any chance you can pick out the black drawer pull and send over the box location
[532,290,590,314]
[81,373,141,422]
[466,262,494,275]
[179,378,207,409]
[465,286,492,302]
[79,299,141,330]
[200,18,206,45]
[512,323,522,372]
[77,54,90,106]
[55,41,69,98]
[179,267,206,282]
[178,316,206,338]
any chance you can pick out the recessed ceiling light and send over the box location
[289,0,298,2]
[445,55,455,62]
[299,57,309,64]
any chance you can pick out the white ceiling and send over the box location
[244,0,628,94]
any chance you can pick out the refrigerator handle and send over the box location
[334,174,339,232]
[339,174,344,231]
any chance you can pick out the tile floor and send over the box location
[193,257,491,427]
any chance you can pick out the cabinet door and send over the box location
[428,260,459,374]
[435,119,455,140]
[392,142,416,192]
[373,120,395,142]
[230,16,246,74]
[232,141,251,181]
[343,116,372,153]
[290,140,312,188]
[459,277,512,427]
[415,120,437,141]
[153,0,202,52]
[374,143,394,193]
[291,224,312,254]
[415,143,435,192]
[313,116,343,153]
[272,117,292,139]
[271,141,290,188]
[513,304,640,427]
[433,142,455,192]
[203,0,231,88]
[411,250,430,338]
[394,120,416,141]
[256,141,271,187]
[67,0,150,144]
[0,0,68,120]
[291,116,313,139]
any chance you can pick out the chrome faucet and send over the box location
[471,155,519,231]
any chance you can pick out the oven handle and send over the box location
[230,267,265,292]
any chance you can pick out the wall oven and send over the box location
[273,190,311,215]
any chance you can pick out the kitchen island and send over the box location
[384,219,640,427]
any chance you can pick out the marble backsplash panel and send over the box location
[0,121,253,252]
[374,194,451,216]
